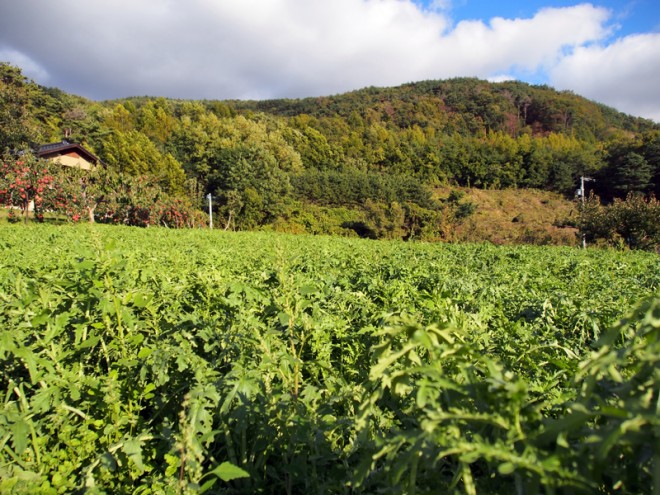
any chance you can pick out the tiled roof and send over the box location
[38,140,74,153]
[37,140,102,165]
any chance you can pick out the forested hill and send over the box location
[2,61,659,241]
[226,78,656,141]
[219,77,660,201]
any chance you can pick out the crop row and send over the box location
[1,224,658,494]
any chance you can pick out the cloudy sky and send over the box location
[1,0,659,121]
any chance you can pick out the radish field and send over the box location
[1,224,659,494]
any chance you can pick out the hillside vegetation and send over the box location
[1,62,659,243]
[443,188,577,245]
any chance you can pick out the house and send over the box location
[37,140,103,170]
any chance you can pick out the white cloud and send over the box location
[487,74,516,83]
[0,0,449,98]
[432,5,611,78]
[550,33,660,121]
[0,48,50,83]
[1,0,655,121]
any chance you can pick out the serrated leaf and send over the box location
[137,346,153,359]
[77,259,95,270]
[207,461,250,482]
[122,438,146,471]
[78,335,100,349]
[278,312,290,326]
[300,284,316,296]
[31,311,49,326]
[11,419,30,455]
[133,292,150,308]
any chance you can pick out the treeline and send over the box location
[228,78,655,141]
[290,169,434,207]
[1,62,659,239]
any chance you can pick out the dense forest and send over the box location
[1,61,659,240]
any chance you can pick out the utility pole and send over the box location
[206,193,213,229]
[578,176,594,249]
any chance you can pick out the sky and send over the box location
[1,0,659,121]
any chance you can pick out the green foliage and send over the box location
[577,193,660,250]
[290,168,434,208]
[98,129,187,195]
[614,152,653,193]
[1,224,658,493]
[282,117,338,170]
[137,99,177,145]
[39,165,202,227]
[0,63,41,150]
[598,134,660,198]
[209,149,292,230]
[3,61,660,236]
[268,202,364,236]
[102,103,136,133]
[540,295,660,493]
[359,199,407,239]
[234,78,657,141]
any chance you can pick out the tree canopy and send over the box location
[1,62,658,239]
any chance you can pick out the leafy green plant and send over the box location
[0,223,658,493]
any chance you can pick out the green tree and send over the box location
[599,138,655,199]
[98,129,186,195]
[612,152,653,194]
[137,98,177,145]
[638,131,660,196]
[282,119,337,170]
[167,112,217,190]
[102,103,135,133]
[610,193,660,250]
[577,192,659,250]
[361,199,406,239]
[209,147,292,229]
[0,63,39,150]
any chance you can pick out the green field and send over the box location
[1,224,659,494]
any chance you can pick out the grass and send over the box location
[0,206,69,224]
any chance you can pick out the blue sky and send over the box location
[414,0,660,85]
[418,0,658,34]
[1,0,659,120]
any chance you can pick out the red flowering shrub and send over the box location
[93,174,201,228]
[151,196,203,228]
[0,153,55,223]
[2,153,202,228]
[48,166,105,223]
